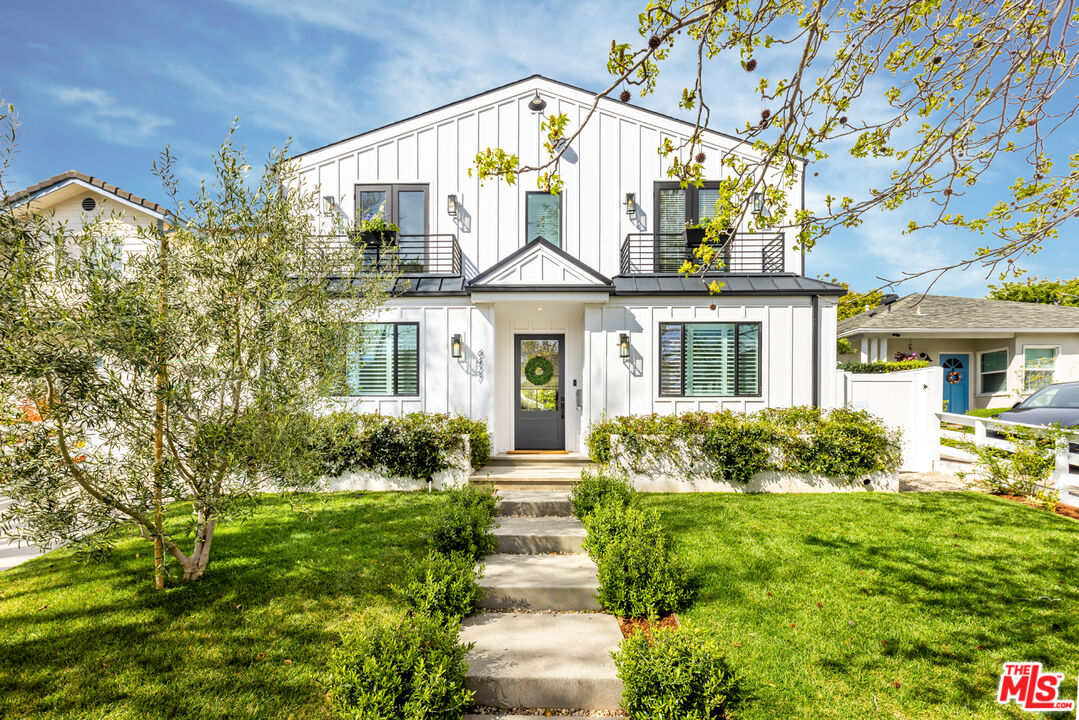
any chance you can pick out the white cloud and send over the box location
[49,86,172,145]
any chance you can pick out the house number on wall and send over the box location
[477,350,485,384]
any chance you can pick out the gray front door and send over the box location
[514,334,565,450]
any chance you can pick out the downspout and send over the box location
[811,294,820,407]
[800,159,807,276]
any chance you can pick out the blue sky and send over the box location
[1,0,1073,296]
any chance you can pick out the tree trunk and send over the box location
[152,223,169,590]
[181,517,216,582]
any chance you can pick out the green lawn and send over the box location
[646,492,1079,720]
[0,491,444,720]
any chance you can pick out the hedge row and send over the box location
[837,359,930,373]
[571,471,744,719]
[308,411,491,480]
[587,407,903,484]
[329,484,498,718]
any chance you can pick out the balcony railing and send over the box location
[312,233,462,275]
[620,231,785,274]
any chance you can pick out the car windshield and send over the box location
[1019,385,1079,408]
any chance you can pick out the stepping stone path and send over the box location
[461,490,624,714]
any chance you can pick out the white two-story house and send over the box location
[294,75,843,454]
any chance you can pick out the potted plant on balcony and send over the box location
[355,209,400,246]
[684,220,708,248]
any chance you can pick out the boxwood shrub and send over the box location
[570,468,636,519]
[584,500,691,619]
[615,626,745,720]
[428,484,498,561]
[306,411,491,480]
[586,406,901,483]
[328,614,473,720]
[397,550,483,624]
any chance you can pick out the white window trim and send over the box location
[1021,344,1060,391]
[975,346,1009,397]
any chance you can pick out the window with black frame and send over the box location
[337,322,419,396]
[653,182,724,272]
[659,322,760,396]
[354,184,428,272]
[525,192,562,247]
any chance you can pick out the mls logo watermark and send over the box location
[997,663,1076,713]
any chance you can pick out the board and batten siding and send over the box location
[327,298,495,424]
[297,77,805,280]
[584,295,836,438]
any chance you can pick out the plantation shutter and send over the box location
[395,324,419,395]
[685,323,735,395]
[346,324,394,395]
[659,323,683,395]
[736,324,761,395]
[657,188,686,272]
[697,188,720,222]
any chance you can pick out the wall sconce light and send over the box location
[447,194,458,217]
[751,192,765,215]
[322,195,336,215]
[625,192,636,216]
[618,333,630,359]
[451,333,463,359]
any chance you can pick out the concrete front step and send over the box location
[477,553,600,611]
[461,613,624,710]
[498,490,573,517]
[493,516,586,554]
[479,480,580,492]
[486,452,592,465]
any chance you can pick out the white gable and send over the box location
[476,242,608,287]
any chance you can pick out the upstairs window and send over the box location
[654,182,722,272]
[525,192,562,247]
[659,322,760,397]
[338,322,419,397]
[355,184,428,237]
[978,348,1008,394]
[1023,346,1058,391]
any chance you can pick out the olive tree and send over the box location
[0,112,390,586]
[474,0,1079,289]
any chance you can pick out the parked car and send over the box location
[992,382,1079,454]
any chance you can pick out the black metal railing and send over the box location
[313,233,461,275]
[620,231,785,274]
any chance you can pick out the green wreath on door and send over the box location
[524,356,555,386]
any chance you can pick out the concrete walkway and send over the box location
[461,490,623,713]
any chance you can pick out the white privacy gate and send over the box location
[833,367,943,472]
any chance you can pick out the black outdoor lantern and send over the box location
[447,194,458,217]
[618,333,631,359]
[625,192,636,216]
[527,91,547,113]
[451,333,463,359]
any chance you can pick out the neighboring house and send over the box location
[3,169,169,258]
[293,75,844,454]
[839,293,1079,412]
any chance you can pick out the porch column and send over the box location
[859,336,869,363]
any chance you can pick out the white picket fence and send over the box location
[936,411,1079,505]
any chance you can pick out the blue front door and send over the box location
[940,353,969,414]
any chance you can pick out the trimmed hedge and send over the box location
[570,468,636,519]
[583,500,691,619]
[838,359,929,373]
[308,411,490,480]
[328,614,473,720]
[396,550,483,624]
[615,627,745,720]
[428,483,498,560]
[587,407,902,483]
